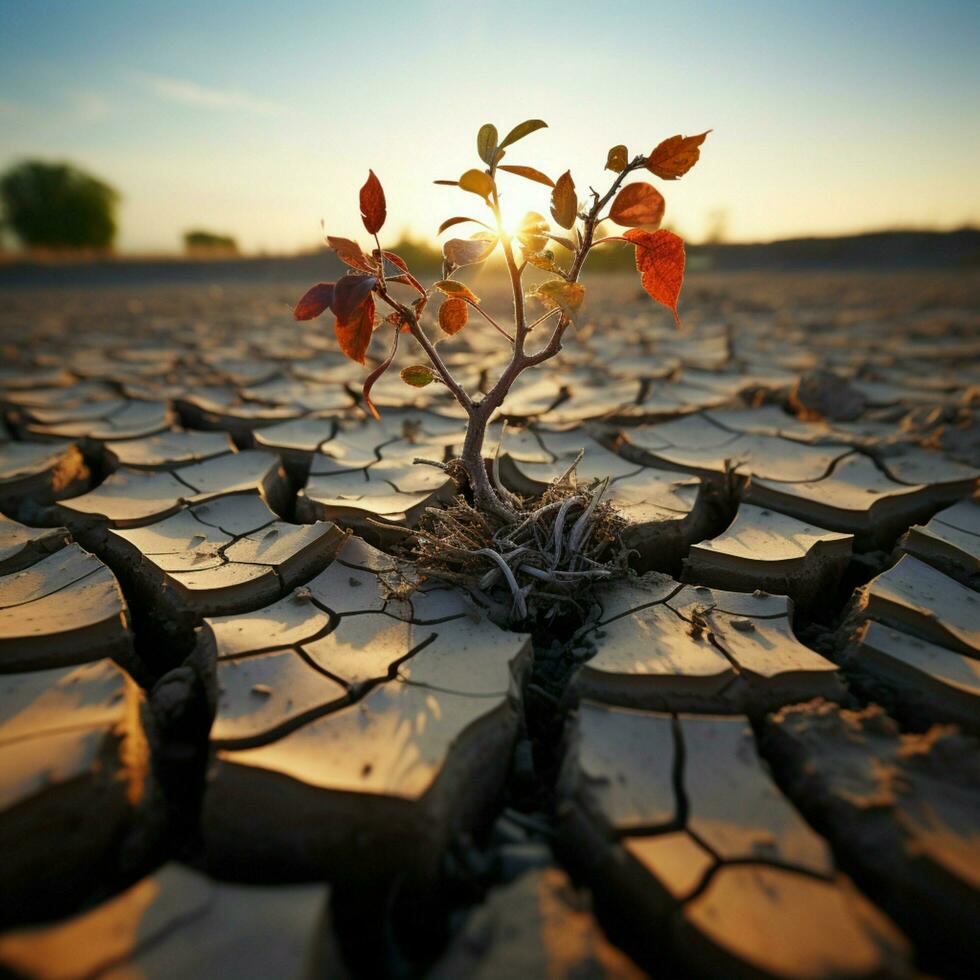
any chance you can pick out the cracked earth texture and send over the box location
[0,270,977,979]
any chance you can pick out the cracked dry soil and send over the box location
[0,269,978,979]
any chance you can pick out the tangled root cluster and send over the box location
[399,456,632,624]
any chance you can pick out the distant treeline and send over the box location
[379,228,980,275]
[694,228,980,271]
[1,228,977,288]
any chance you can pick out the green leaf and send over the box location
[400,365,435,387]
[498,119,548,150]
[477,124,498,166]
[434,279,480,302]
[458,169,495,201]
[497,164,554,187]
[550,171,577,229]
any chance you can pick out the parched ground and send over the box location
[0,269,978,979]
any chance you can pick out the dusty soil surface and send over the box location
[0,269,978,978]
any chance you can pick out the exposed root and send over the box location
[398,457,632,625]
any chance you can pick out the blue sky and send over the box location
[1,0,978,252]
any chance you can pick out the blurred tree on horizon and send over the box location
[386,233,442,274]
[184,229,239,255]
[0,160,119,251]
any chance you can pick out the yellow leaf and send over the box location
[517,211,550,253]
[458,169,495,201]
[525,250,562,274]
[530,279,585,316]
[434,279,480,303]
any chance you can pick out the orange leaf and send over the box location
[624,229,685,327]
[550,171,577,229]
[293,282,334,320]
[609,182,665,228]
[327,236,376,272]
[646,131,710,180]
[497,164,554,188]
[335,295,376,363]
[359,170,386,235]
[438,297,468,336]
[361,324,398,420]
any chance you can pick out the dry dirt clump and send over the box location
[392,455,631,625]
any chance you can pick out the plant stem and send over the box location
[464,299,515,343]
[375,288,472,412]
[530,155,646,361]
[376,284,516,518]
[376,157,646,523]
[489,184,528,352]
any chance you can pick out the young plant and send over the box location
[295,122,708,619]
[295,121,708,522]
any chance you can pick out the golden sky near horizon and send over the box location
[1,1,978,253]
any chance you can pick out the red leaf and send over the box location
[331,274,377,323]
[359,170,386,235]
[609,182,665,228]
[438,298,468,336]
[361,325,399,420]
[293,282,335,320]
[382,251,426,295]
[381,250,409,273]
[624,229,685,327]
[335,295,375,364]
[646,131,710,180]
[326,236,376,273]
